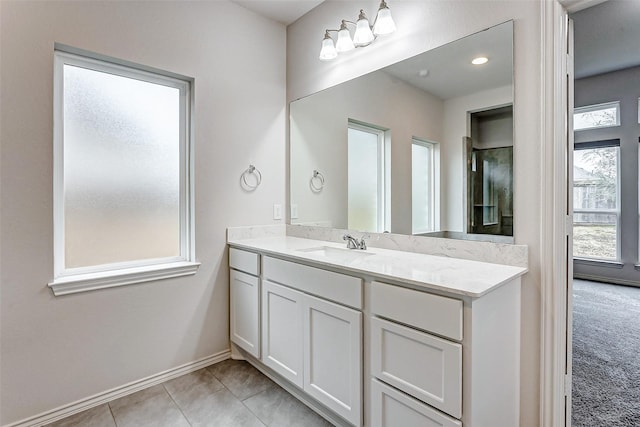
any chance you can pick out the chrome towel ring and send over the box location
[241,164,262,191]
[310,169,325,192]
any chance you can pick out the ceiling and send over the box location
[383,22,512,100]
[572,0,640,79]
[231,0,324,25]
[232,0,639,81]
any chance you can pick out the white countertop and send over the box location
[228,236,527,298]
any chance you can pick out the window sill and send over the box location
[48,261,201,296]
[573,258,623,268]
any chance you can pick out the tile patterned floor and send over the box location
[46,359,333,427]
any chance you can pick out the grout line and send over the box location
[240,389,271,427]
[162,384,193,427]
[107,403,118,427]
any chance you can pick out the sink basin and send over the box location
[296,246,374,261]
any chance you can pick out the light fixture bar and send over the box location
[319,0,396,61]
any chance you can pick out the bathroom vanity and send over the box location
[228,230,527,427]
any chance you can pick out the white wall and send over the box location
[442,85,513,231]
[290,70,443,234]
[0,1,286,424]
[574,66,640,285]
[288,1,543,425]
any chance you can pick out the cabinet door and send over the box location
[230,270,260,358]
[261,280,304,388]
[303,294,362,426]
[371,379,461,427]
[371,317,462,418]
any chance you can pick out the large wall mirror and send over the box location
[290,21,514,242]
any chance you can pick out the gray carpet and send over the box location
[572,279,640,426]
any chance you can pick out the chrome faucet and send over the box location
[343,234,369,250]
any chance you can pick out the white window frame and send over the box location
[411,138,437,234]
[572,141,621,262]
[49,47,198,296]
[573,101,620,131]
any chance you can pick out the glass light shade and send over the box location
[373,7,396,35]
[336,28,355,52]
[353,18,375,46]
[319,37,338,60]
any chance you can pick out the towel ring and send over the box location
[241,164,262,190]
[310,170,325,192]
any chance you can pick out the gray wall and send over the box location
[0,1,286,424]
[574,66,640,286]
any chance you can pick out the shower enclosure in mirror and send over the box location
[290,21,514,242]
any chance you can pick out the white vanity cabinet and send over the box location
[261,256,363,427]
[370,279,521,427]
[227,238,524,427]
[229,248,261,359]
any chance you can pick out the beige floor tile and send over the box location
[208,359,275,401]
[45,404,115,427]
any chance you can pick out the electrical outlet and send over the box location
[273,204,282,220]
[291,204,299,219]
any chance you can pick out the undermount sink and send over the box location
[296,246,375,261]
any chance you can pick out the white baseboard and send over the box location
[3,350,231,427]
[574,273,640,287]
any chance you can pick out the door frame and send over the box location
[540,0,571,425]
[541,1,607,425]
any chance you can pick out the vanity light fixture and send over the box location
[471,56,489,65]
[319,0,396,61]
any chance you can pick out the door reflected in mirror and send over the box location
[290,21,514,242]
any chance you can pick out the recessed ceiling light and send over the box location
[418,69,429,77]
[472,57,489,65]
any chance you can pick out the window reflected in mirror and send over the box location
[412,139,437,234]
[347,121,389,233]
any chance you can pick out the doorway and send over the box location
[569,1,640,424]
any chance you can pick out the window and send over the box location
[50,48,198,295]
[347,121,389,233]
[573,101,620,131]
[573,141,620,261]
[412,139,437,234]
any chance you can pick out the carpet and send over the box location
[572,279,640,426]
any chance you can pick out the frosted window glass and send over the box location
[412,142,434,234]
[63,64,181,268]
[348,127,381,232]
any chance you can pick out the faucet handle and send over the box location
[359,234,370,250]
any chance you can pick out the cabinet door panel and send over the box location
[371,379,461,427]
[304,294,362,426]
[371,317,462,418]
[261,280,304,387]
[230,270,260,358]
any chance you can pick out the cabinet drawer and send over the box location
[262,256,362,309]
[371,281,462,341]
[371,379,461,427]
[371,317,462,418]
[229,247,260,276]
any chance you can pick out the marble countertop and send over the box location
[227,235,527,298]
